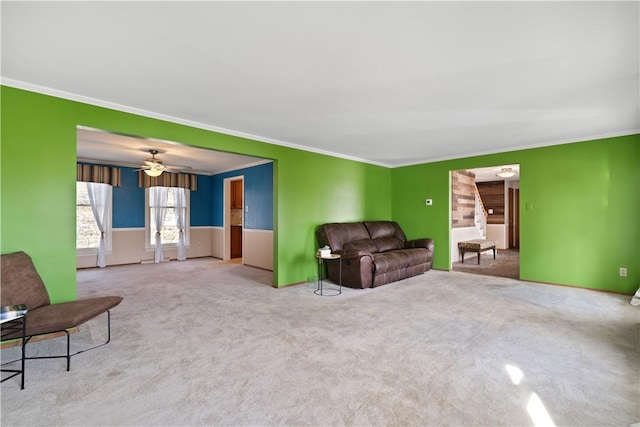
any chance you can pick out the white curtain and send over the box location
[86,182,111,268]
[150,186,169,263]
[175,188,187,261]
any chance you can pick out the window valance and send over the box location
[77,164,122,187]
[137,171,197,191]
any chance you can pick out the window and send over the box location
[146,187,190,247]
[76,182,112,252]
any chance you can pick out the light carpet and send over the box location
[1,258,638,426]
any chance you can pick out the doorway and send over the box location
[450,164,520,280]
[224,177,244,261]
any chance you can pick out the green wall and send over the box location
[2,86,637,299]
[391,134,640,293]
[0,86,391,301]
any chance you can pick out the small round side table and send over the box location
[315,253,342,296]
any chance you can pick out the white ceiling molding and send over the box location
[2,2,638,168]
[2,78,385,168]
[391,128,640,168]
[7,78,636,170]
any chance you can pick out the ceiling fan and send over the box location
[136,149,191,177]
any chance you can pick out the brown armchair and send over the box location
[1,251,122,374]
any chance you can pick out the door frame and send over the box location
[449,164,521,271]
[223,176,244,261]
[508,187,520,248]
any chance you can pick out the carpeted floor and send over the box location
[453,248,520,280]
[1,258,638,426]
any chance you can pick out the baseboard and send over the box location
[140,257,171,264]
[520,278,635,296]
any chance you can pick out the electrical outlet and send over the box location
[619,268,627,277]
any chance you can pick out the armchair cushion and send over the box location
[1,251,50,311]
[5,297,123,339]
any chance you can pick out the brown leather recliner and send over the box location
[316,221,434,289]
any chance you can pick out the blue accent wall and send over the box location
[112,171,215,229]
[112,166,145,228]
[84,162,271,230]
[190,175,213,227]
[212,162,274,230]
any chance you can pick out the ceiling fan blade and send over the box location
[164,165,193,171]
[136,149,192,174]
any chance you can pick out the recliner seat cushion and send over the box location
[395,248,430,266]
[374,237,403,253]
[372,251,410,274]
[343,239,378,253]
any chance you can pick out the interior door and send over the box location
[229,178,243,259]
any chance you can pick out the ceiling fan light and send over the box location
[144,167,163,177]
[496,168,516,178]
[144,158,163,167]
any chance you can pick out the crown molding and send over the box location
[3,78,637,170]
[392,129,640,168]
[1,78,388,168]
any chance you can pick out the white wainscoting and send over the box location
[211,226,224,259]
[486,224,507,250]
[78,226,273,271]
[210,227,273,271]
[243,229,273,271]
[77,227,215,268]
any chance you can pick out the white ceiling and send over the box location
[469,164,520,183]
[2,2,639,168]
[76,127,270,175]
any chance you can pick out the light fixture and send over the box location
[144,166,163,177]
[142,149,165,176]
[496,167,516,178]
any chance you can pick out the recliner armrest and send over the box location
[332,250,374,288]
[405,238,434,252]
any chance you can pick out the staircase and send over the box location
[474,185,488,239]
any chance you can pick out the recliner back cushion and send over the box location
[1,251,51,310]
[364,221,407,243]
[317,222,370,252]
[343,239,378,253]
[374,237,404,253]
